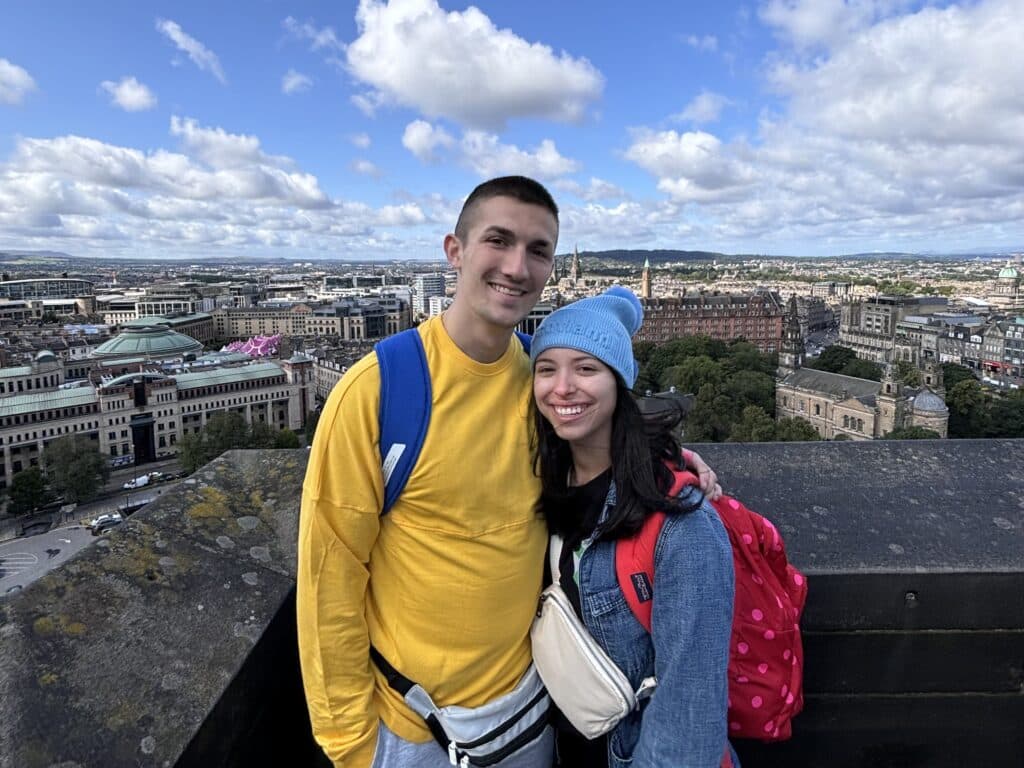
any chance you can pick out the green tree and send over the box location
[942,363,977,391]
[884,426,941,439]
[642,336,728,389]
[839,358,883,381]
[985,391,1024,438]
[662,355,724,396]
[178,432,209,474]
[809,345,857,374]
[202,411,251,454]
[721,370,776,416]
[248,420,279,449]
[7,468,52,516]
[946,379,989,438]
[304,408,322,444]
[41,436,110,504]
[682,383,733,443]
[722,340,775,377]
[774,418,822,442]
[274,428,301,449]
[894,360,921,388]
[728,406,777,442]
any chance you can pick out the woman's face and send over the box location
[534,348,618,451]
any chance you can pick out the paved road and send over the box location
[0,524,96,597]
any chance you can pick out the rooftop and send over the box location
[1,442,1021,767]
[0,387,97,418]
[172,361,285,391]
[779,368,880,399]
[91,326,203,360]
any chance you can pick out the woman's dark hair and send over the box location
[532,377,701,540]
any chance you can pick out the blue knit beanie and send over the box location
[530,286,644,387]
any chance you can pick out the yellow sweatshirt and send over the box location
[297,317,546,768]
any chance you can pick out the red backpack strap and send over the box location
[615,467,698,633]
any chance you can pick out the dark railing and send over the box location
[1,441,1022,768]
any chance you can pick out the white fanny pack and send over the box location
[530,535,657,740]
[371,648,550,767]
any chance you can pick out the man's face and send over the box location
[445,196,558,332]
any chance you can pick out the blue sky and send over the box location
[1,0,1022,260]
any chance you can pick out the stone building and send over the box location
[777,300,948,439]
[638,290,785,353]
[840,295,948,363]
[0,327,315,489]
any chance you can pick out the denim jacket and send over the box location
[577,483,736,768]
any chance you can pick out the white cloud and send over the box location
[0,58,37,105]
[100,76,157,111]
[346,0,603,129]
[351,159,382,177]
[554,177,628,202]
[402,120,455,162]
[459,132,579,180]
[0,123,438,257]
[350,133,372,149]
[759,0,912,49]
[621,0,1024,252]
[282,16,344,51]
[402,120,578,180]
[156,18,227,84]
[675,91,730,124]
[281,69,313,95]
[684,34,719,51]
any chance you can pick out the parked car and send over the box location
[89,512,123,536]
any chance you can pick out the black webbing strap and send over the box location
[370,646,453,755]
[369,645,414,695]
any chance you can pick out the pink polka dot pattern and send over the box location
[728,499,740,510]
[783,650,791,660]
[730,722,741,731]
[737,642,749,654]
[751,696,763,709]
[781,685,788,697]
[751,608,764,621]
[793,572,804,586]
[751,573,764,585]
[786,693,794,705]
[742,533,754,545]
[737,675,749,684]
[757,663,769,675]
[763,721,775,734]
[764,629,775,640]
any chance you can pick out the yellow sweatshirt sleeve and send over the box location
[297,353,385,768]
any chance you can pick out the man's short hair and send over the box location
[454,176,559,242]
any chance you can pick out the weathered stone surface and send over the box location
[695,439,1024,573]
[0,450,306,768]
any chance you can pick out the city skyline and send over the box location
[1,0,1022,261]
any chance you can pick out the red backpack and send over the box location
[615,466,807,752]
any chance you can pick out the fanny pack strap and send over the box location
[370,646,452,751]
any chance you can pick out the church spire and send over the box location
[641,256,652,299]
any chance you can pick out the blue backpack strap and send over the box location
[375,328,432,515]
[375,329,529,514]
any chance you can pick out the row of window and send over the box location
[1,420,96,446]
[0,373,61,393]
[2,405,97,428]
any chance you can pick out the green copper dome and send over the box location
[998,265,1019,279]
[91,325,203,360]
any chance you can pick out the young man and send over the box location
[297,176,718,768]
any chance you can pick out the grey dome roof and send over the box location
[913,390,948,413]
[35,350,58,362]
[90,325,203,360]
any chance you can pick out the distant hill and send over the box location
[0,250,75,261]
[570,249,727,264]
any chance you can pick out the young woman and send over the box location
[530,286,738,768]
